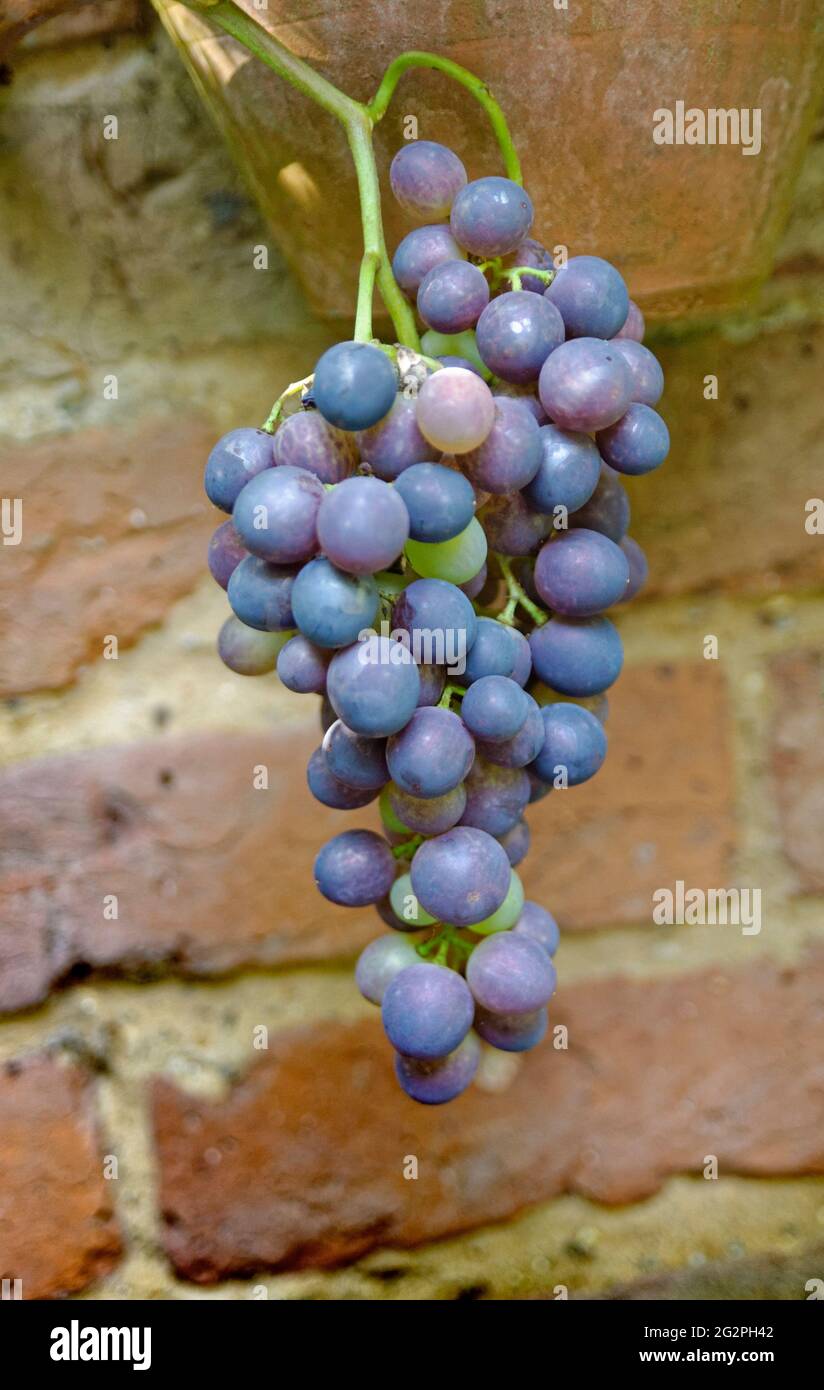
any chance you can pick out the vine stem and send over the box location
[368,52,522,183]
[495,553,549,627]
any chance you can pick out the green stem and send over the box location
[262,373,314,433]
[392,835,424,860]
[498,265,555,288]
[354,251,380,342]
[438,682,467,709]
[496,553,549,627]
[368,52,522,183]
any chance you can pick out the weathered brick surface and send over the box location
[0,419,218,695]
[524,662,735,928]
[152,951,824,1281]
[771,650,824,892]
[631,326,824,597]
[0,1055,122,1298]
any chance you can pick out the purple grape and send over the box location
[534,528,630,617]
[461,675,529,743]
[533,702,607,786]
[514,900,560,956]
[477,492,552,555]
[474,1006,548,1052]
[522,424,601,518]
[290,557,378,648]
[538,338,633,432]
[611,339,664,406]
[392,578,478,669]
[327,636,421,736]
[491,381,548,424]
[460,758,530,836]
[503,237,555,294]
[273,411,356,483]
[497,818,530,867]
[543,255,629,339]
[387,705,475,797]
[569,464,630,541]
[314,341,397,431]
[597,404,670,476]
[437,354,483,376]
[410,826,511,926]
[306,747,378,810]
[466,932,556,1014]
[614,299,645,341]
[477,692,544,767]
[322,720,389,791]
[529,616,623,696]
[320,696,337,733]
[389,782,467,834]
[390,141,467,220]
[527,769,553,804]
[619,536,649,602]
[416,662,447,705]
[393,462,475,543]
[459,562,488,600]
[394,1032,480,1104]
[357,393,437,481]
[227,555,298,631]
[463,617,517,684]
[463,397,542,495]
[204,427,273,513]
[314,828,395,906]
[382,962,474,1060]
[509,628,533,687]
[316,475,409,574]
[450,176,533,257]
[277,634,329,694]
[356,934,422,1005]
[208,519,246,590]
[417,260,490,334]
[416,367,496,453]
[392,224,466,298]
[217,616,286,675]
[475,290,565,384]
[233,465,324,565]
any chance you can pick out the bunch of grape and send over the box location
[204,139,668,1105]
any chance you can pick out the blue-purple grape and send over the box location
[355,934,422,1005]
[322,719,389,790]
[614,299,645,341]
[416,367,496,453]
[326,635,421,736]
[619,536,649,602]
[509,628,533,687]
[314,828,396,906]
[460,675,529,743]
[460,758,530,836]
[463,397,542,495]
[387,705,475,797]
[393,462,475,543]
[208,519,246,590]
[477,491,551,555]
[533,702,607,785]
[233,465,324,565]
[543,255,629,339]
[569,463,630,541]
[272,410,356,483]
[416,662,447,705]
[392,224,466,298]
[227,555,298,631]
[204,427,273,513]
[474,1006,548,1052]
[306,747,378,810]
[611,339,664,406]
[497,818,530,867]
[534,528,630,616]
[410,826,511,926]
[463,617,518,684]
[459,562,488,600]
[538,338,633,432]
[217,616,289,675]
[437,354,483,375]
[290,557,378,648]
[394,1032,480,1104]
[417,260,490,334]
[277,633,329,694]
[475,290,564,384]
[382,962,474,1060]
[596,403,670,475]
[392,578,478,668]
[529,615,623,696]
[389,782,467,834]
[514,900,560,956]
[491,381,548,424]
[477,692,544,767]
[314,341,397,431]
[466,931,556,1014]
[522,424,601,516]
[356,393,437,481]
[450,176,534,257]
[390,141,467,220]
[316,475,409,574]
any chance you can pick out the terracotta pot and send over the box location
[154,0,824,326]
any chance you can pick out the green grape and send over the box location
[390,872,437,927]
[379,784,411,835]
[405,517,488,584]
[471,870,525,935]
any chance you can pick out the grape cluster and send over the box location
[204,138,668,1105]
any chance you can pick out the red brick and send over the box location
[0,727,381,1013]
[524,662,735,928]
[0,1055,122,1298]
[152,951,824,1281]
[771,650,824,892]
[0,418,218,696]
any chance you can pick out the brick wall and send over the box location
[1,11,823,1301]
